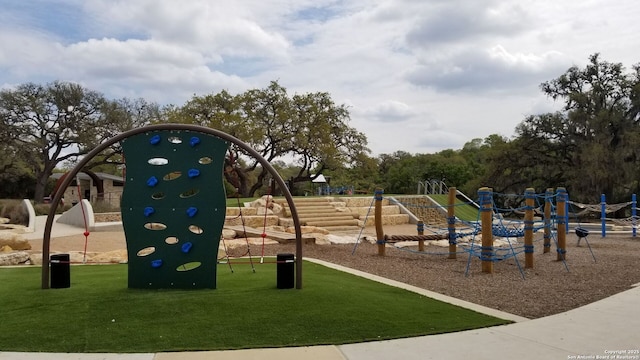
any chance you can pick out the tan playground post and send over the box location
[448,187,457,259]
[478,187,494,273]
[543,188,553,254]
[556,187,567,261]
[375,188,385,256]
[524,188,535,268]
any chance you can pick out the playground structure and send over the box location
[367,186,588,277]
[41,124,304,290]
[417,179,448,195]
[373,188,455,259]
[569,193,638,238]
[119,130,229,289]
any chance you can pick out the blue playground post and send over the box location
[633,194,637,238]
[565,192,570,233]
[543,188,553,253]
[601,194,606,238]
[478,187,494,273]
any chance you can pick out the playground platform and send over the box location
[3,217,639,359]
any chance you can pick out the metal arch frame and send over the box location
[41,123,304,289]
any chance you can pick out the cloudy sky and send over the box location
[1,0,639,156]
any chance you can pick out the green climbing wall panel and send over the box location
[120,130,228,289]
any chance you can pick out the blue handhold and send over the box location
[143,207,155,217]
[188,168,200,178]
[150,135,161,145]
[181,242,193,253]
[190,137,201,147]
[151,259,163,268]
[146,176,159,187]
[186,207,198,217]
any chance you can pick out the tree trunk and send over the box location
[248,169,269,198]
[33,172,48,203]
[223,166,250,197]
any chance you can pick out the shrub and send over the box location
[0,200,28,225]
[90,200,120,213]
[32,202,70,216]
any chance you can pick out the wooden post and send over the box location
[524,188,534,268]
[543,188,552,254]
[417,220,425,252]
[448,187,457,259]
[556,187,567,261]
[374,188,385,256]
[478,187,494,273]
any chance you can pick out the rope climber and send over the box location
[74,176,91,264]
[568,194,637,237]
[357,186,586,279]
[259,179,274,264]
[218,191,256,273]
[569,200,631,214]
[355,188,460,258]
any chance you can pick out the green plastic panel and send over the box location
[120,130,228,289]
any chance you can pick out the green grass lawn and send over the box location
[428,194,480,222]
[0,262,509,353]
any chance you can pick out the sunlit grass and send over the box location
[0,262,508,353]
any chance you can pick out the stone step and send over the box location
[282,203,334,209]
[223,225,316,244]
[298,215,357,223]
[282,202,334,208]
[360,214,411,226]
[274,197,332,204]
[271,196,412,229]
[295,207,339,212]
[226,207,258,216]
[338,197,390,207]
[225,215,279,228]
[305,219,359,227]
[321,225,363,232]
[283,207,339,217]
[349,205,400,216]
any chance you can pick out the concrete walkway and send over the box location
[2,217,639,359]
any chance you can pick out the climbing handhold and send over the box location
[190,136,201,147]
[150,135,161,145]
[151,259,163,268]
[188,169,200,178]
[147,176,159,187]
[186,207,198,217]
[144,207,155,217]
[181,242,193,253]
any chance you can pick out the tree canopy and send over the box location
[352,54,640,206]
[504,54,640,202]
[0,81,157,202]
[167,81,370,197]
[2,55,640,208]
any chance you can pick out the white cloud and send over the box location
[405,46,570,94]
[1,0,639,156]
[361,100,418,123]
[406,1,531,47]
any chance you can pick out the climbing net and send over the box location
[567,197,638,230]
[373,189,576,279]
[568,200,632,216]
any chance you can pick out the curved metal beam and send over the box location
[42,124,303,289]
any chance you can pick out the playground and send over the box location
[23,221,640,319]
[2,124,640,356]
